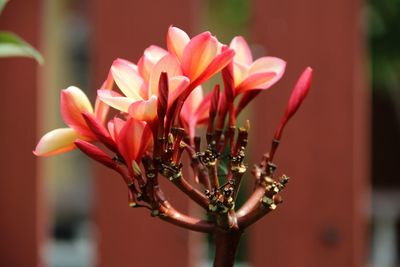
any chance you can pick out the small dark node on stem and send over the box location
[112,155,125,165]
[160,162,183,181]
[266,162,277,176]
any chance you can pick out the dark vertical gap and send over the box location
[368,0,400,265]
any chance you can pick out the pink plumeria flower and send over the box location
[34,72,114,157]
[98,55,189,123]
[34,87,103,156]
[229,36,286,94]
[167,26,235,95]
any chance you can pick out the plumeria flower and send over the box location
[228,36,286,95]
[34,85,110,157]
[216,37,287,127]
[98,55,189,123]
[167,26,235,92]
[98,27,234,125]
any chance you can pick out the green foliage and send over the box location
[0,0,9,14]
[0,0,43,64]
[0,32,43,64]
[203,0,250,43]
[368,0,400,91]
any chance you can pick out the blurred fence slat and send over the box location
[0,0,44,266]
[248,0,369,266]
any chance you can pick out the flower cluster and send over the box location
[34,26,312,233]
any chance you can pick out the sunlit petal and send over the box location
[138,45,168,83]
[181,32,218,80]
[233,61,249,87]
[167,26,190,61]
[128,95,158,122]
[94,71,114,124]
[248,57,286,77]
[190,47,235,87]
[61,86,94,137]
[148,54,182,97]
[111,58,146,100]
[97,89,136,113]
[33,128,82,157]
[230,36,253,66]
[236,72,276,94]
[168,76,190,105]
[181,86,203,125]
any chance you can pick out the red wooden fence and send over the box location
[0,0,44,266]
[0,0,368,266]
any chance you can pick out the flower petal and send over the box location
[232,61,249,87]
[111,58,146,100]
[230,36,253,66]
[181,32,219,81]
[148,54,182,97]
[181,87,211,138]
[167,26,190,61]
[108,117,125,141]
[94,71,114,124]
[247,57,286,89]
[128,95,158,122]
[33,128,82,157]
[181,86,204,118]
[236,72,276,94]
[138,45,168,82]
[190,47,235,89]
[168,76,190,105]
[97,89,136,113]
[61,86,94,138]
[117,118,152,169]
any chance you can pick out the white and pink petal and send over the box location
[111,58,146,100]
[167,26,190,61]
[230,36,253,66]
[128,95,158,122]
[33,128,83,157]
[60,86,95,138]
[97,89,136,113]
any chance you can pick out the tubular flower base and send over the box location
[34,26,313,267]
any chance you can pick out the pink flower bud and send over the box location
[274,67,313,140]
[285,67,313,122]
[157,72,169,121]
[82,112,117,153]
[74,140,115,169]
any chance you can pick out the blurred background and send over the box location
[0,0,398,266]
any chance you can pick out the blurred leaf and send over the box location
[0,0,8,14]
[0,31,43,64]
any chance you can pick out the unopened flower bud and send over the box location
[75,140,115,169]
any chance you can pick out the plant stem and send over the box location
[213,229,242,267]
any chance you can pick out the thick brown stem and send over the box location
[172,177,209,210]
[213,229,242,267]
[158,205,213,233]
